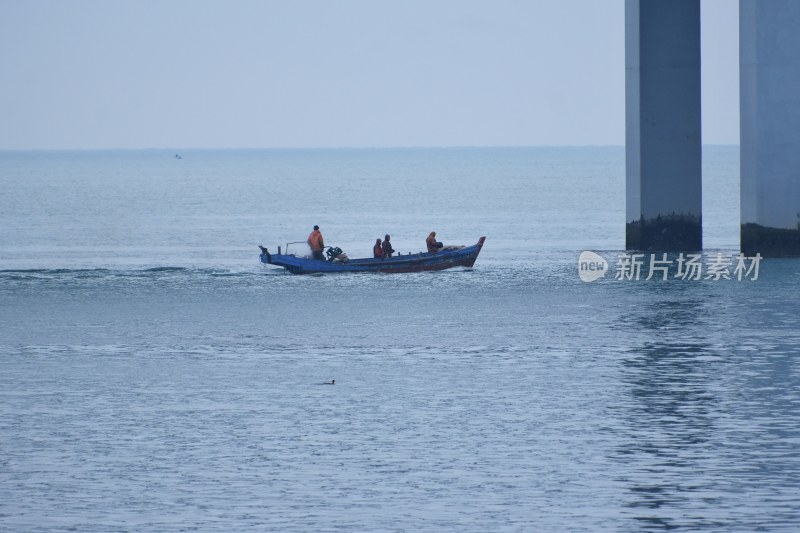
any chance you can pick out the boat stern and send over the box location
[258,245,272,264]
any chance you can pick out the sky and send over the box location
[0,0,739,149]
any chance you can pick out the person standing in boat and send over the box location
[426,231,443,253]
[307,225,325,260]
[373,238,384,258]
[382,234,395,257]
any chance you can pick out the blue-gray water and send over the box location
[2,147,799,531]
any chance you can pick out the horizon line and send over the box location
[0,143,741,152]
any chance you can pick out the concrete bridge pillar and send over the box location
[625,0,702,251]
[740,0,800,256]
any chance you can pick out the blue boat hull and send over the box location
[260,237,486,275]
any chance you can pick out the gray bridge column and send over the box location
[740,0,800,256]
[625,0,702,251]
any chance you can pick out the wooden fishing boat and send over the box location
[259,237,486,274]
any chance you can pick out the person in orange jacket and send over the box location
[373,238,384,258]
[426,231,443,253]
[307,225,325,260]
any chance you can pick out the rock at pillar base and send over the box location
[626,215,702,252]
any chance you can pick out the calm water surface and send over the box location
[1,148,799,531]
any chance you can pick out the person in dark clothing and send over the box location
[382,234,395,257]
[426,231,444,253]
[373,238,384,258]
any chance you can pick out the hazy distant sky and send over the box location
[0,0,738,149]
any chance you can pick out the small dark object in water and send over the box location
[324,380,335,385]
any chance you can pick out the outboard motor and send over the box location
[326,247,344,261]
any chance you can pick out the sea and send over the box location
[1,147,799,532]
